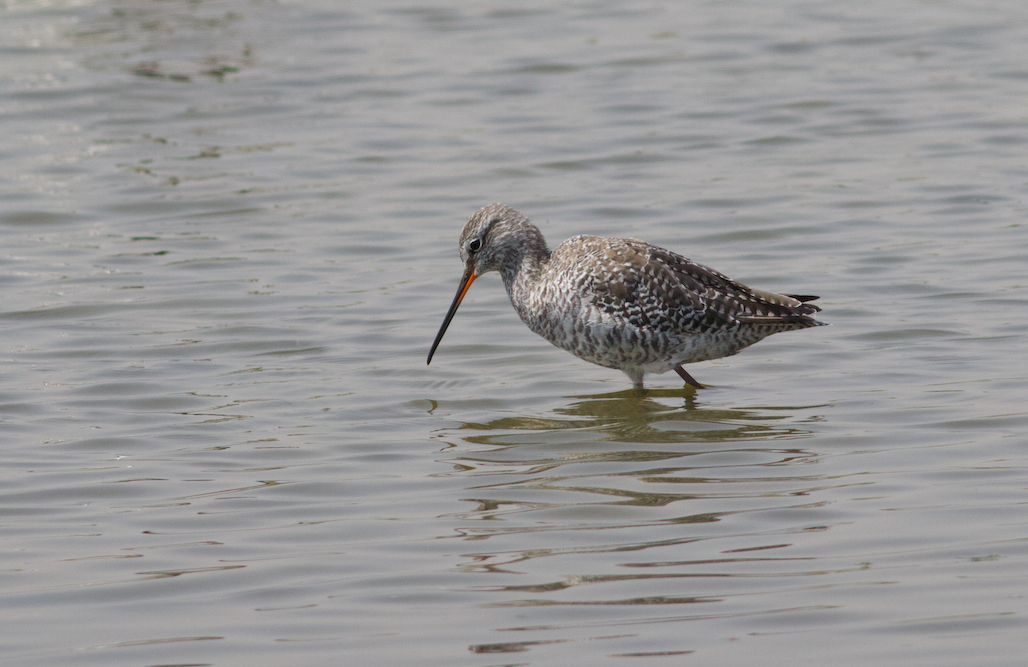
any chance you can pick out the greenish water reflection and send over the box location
[435,389,832,529]
[456,388,826,447]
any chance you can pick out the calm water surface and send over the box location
[2,1,1026,665]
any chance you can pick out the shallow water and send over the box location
[2,0,1027,665]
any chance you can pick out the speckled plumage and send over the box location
[427,204,826,389]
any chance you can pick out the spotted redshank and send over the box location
[427,204,825,389]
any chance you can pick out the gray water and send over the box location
[2,1,1027,665]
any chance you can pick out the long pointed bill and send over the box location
[427,266,478,365]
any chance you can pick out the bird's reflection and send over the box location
[451,387,825,448]
[431,388,830,519]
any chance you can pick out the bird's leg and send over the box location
[674,365,703,389]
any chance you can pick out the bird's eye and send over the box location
[468,238,482,253]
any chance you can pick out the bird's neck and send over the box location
[498,227,550,310]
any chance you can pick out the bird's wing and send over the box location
[584,238,820,334]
